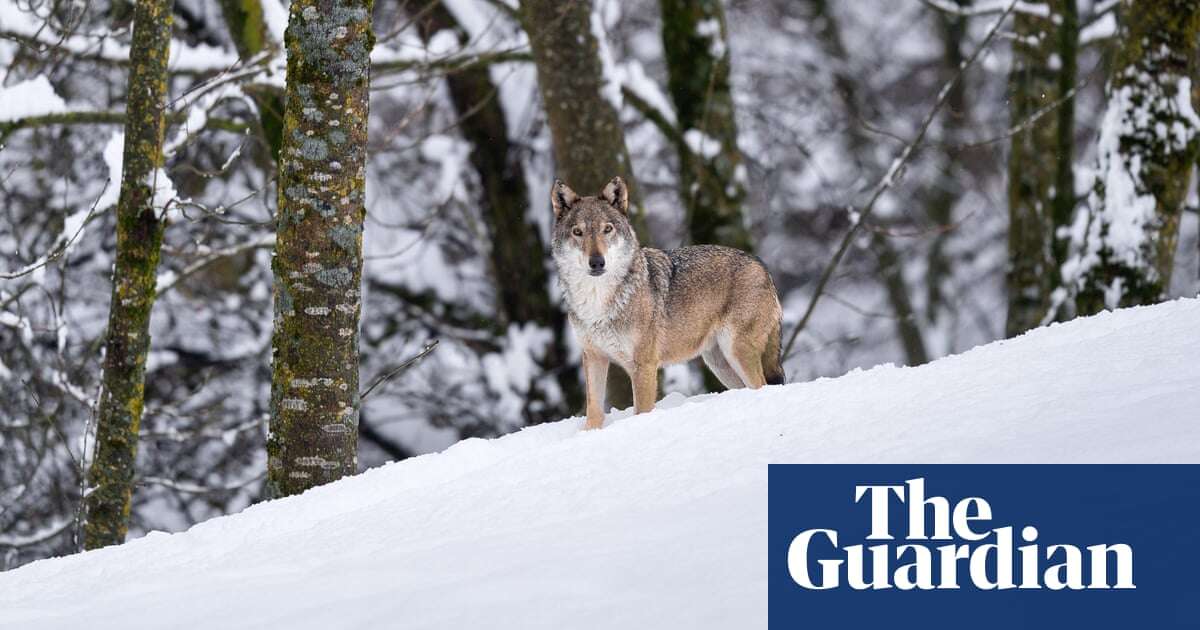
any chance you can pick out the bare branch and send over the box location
[360,340,440,400]
[782,1,1019,361]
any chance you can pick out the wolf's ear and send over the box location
[600,176,629,215]
[551,179,578,220]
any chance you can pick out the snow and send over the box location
[96,132,125,212]
[0,76,67,122]
[3,298,1199,628]
[695,17,726,59]
[1061,63,1200,306]
[260,0,289,46]
[1080,11,1117,45]
[590,0,624,111]
[683,128,721,160]
[92,131,175,215]
[614,59,675,124]
[419,133,470,201]
[481,322,555,419]
[169,41,241,72]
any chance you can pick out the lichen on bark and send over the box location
[267,0,372,498]
[83,0,173,550]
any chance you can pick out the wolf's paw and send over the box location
[582,417,605,431]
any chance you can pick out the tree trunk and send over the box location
[266,0,372,498]
[217,0,286,160]
[520,0,644,410]
[1068,0,1200,315]
[807,0,929,367]
[659,0,751,251]
[876,236,929,365]
[924,0,970,324]
[84,0,173,549]
[1005,0,1077,336]
[414,2,582,422]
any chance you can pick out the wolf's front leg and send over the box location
[582,350,609,430]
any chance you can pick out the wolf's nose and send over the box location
[588,255,605,271]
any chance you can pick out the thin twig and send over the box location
[0,185,105,280]
[359,340,439,400]
[782,1,1018,361]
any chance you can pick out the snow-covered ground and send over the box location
[3,298,1199,629]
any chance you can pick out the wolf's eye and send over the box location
[572,227,583,237]
[603,224,613,234]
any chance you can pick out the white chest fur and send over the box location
[578,314,633,365]
[561,271,635,365]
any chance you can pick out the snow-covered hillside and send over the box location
[3,299,1199,629]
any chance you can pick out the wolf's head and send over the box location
[550,177,637,279]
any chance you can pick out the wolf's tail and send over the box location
[762,318,786,386]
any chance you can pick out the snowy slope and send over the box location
[3,299,1199,629]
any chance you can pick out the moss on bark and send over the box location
[1074,0,1200,315]
[83,0,173,550]
[267,0,372,498]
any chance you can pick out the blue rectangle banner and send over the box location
[768,465,1200,629]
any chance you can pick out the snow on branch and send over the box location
[919,0,1049,18]
[140,473,265,495]
[156,234,276,295]
[0,517,73,548]
[0,195,100,280]
[0,3,239,73]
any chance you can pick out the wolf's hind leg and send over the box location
[721,332,767,389]
[701,347,745,389]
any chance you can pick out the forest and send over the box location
[1,0,1198,569]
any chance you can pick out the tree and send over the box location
[924,0,971,324]
[659,0,751,250]
[520,0,645,408]
[1064,0,1200,315]
[414,2,582,423]
[266,0,373,498]
[84,0,174,549]
[1005,0,1077,336]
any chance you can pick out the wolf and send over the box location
[550,176,785,430]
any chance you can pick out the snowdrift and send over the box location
[3,299,1199,629]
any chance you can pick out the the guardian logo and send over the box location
[787,478,1135,591]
